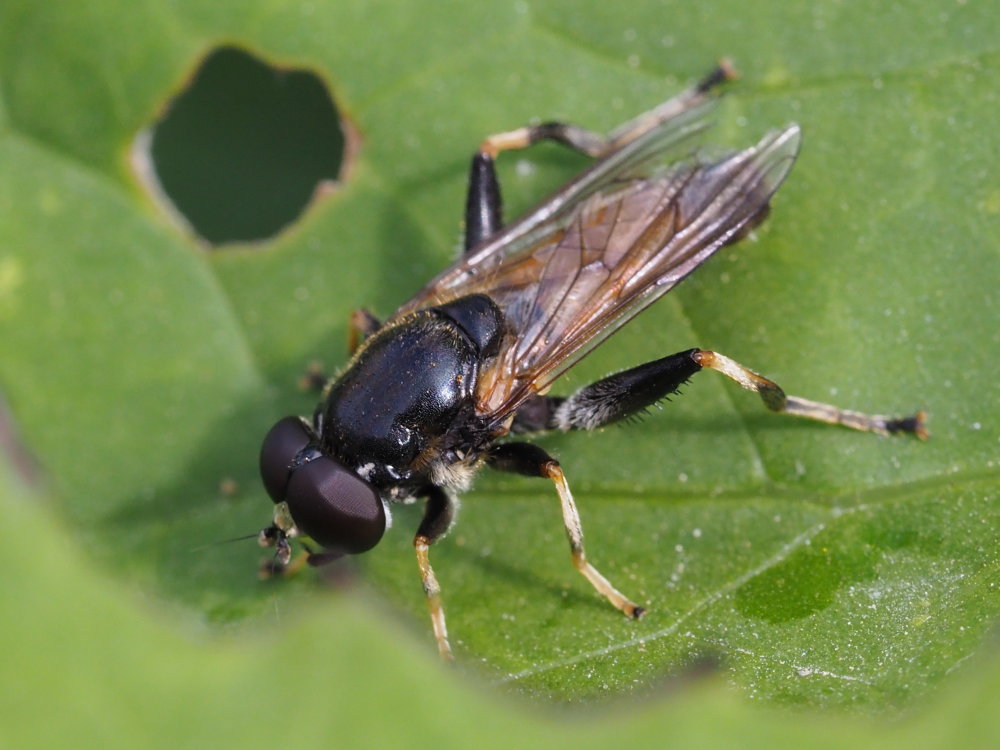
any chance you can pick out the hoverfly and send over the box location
[258,62,926,659]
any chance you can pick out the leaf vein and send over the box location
[500,506,872,683]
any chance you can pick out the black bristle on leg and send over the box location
[552,349,702,431]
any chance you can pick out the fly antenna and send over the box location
[190,532,260,552]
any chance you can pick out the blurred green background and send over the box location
[1,0,998,747]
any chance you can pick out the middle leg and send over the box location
[413,487,459,660]
[487,442,645,619]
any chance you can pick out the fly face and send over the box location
[256,61,926,659]
[259,416,386,562]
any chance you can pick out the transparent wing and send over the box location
[393,95,717,318]
[385,91,801,424]
[472,124,802,418]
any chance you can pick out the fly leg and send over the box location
[487,442,645,619]
[511,348,927,438]
[256,525,311,579]
[414,487,459,660]
[463,61,737,251]
[347,307,381,354]
[297,309,382,392]
[690,350,928,437]
[298,362,328,393]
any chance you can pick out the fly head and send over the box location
[259,416,386,559]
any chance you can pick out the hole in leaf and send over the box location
[136,46,351,246]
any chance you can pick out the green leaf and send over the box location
[1,0,998,744]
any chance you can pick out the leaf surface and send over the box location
[0,0,998,742]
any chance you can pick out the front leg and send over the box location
[487,442,644,619]
[413,487,458,660]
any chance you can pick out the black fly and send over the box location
[257,62,926,659]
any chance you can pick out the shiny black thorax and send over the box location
[318,294,504,492]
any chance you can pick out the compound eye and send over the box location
[259,417,312,503]
[285,456,386,554]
